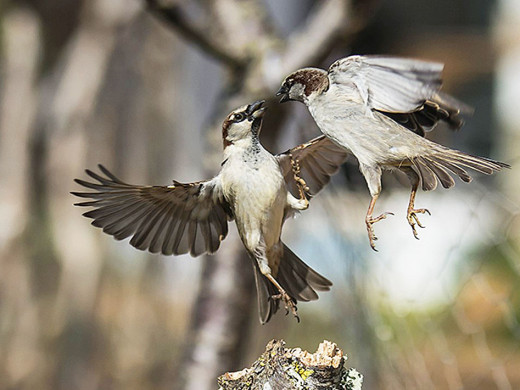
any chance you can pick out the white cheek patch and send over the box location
[227,122,251,141]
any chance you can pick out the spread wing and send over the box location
[328,55,470,136]
[276,135,348,198]
[328,55,443,113]
[72,165,231,257]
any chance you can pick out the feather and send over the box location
[72,166,230,257]
[329,55,443,113]
[421,157,456,189]
[411,157,438,191]
[277,135,348,199]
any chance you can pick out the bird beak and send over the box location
[276,85,289,103]
[252,107,266,119]
[247,100,266,119]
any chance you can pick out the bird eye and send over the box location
[233,113,245,122]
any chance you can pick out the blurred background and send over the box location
[1,0,519,389]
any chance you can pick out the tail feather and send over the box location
[426,156,472,183]
[253,244,332,324]
[419,157,455,189]
[280,244,332,291]
[411,157,438,191]
[441,150,507,174]
[411,149,509,191]
[277,245,329,303]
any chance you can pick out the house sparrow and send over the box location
[73,100,347,323]
[277,55,509,250]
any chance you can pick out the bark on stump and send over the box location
[218,340,363,390]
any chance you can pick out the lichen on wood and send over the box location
[218,339,363,390]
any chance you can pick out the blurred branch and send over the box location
[278,0,351,80]
[145,0,247,71]
[276,0,380,83]
[218,339,363,390]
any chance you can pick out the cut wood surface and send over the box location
[218,339,363,390]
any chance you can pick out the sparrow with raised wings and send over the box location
[73,100,347,323]
[277,55,509,250]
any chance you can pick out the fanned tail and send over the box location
[276,244,332,301]
[410,148,509,191]
[254,244,332,324]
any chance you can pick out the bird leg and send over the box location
[365,194,393,251]
[265,273,299,322]
[255,248,299,321]
[290,154,309,209]
[406,181,430,239]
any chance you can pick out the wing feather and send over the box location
[276,135,348,199]
[329,55,443,113]
[72,165,231,257]
[162,209,184,256]
[328,55,472,135]
[149,203,178,254]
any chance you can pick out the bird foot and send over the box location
[407,208,431,239]
[272,291,300,323]
[365,212,394,251]
[290,156,310,206]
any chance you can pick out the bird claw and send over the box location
[407,208,431,239]
[291,156,310,201]
[272,291,299,322]
[366,212,394,251]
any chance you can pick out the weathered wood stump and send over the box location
[218,339,363,390]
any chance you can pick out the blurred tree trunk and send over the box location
[2,1,141,388]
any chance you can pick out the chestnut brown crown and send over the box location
[277,68,329,103]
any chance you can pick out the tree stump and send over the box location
[218,339,363,390]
